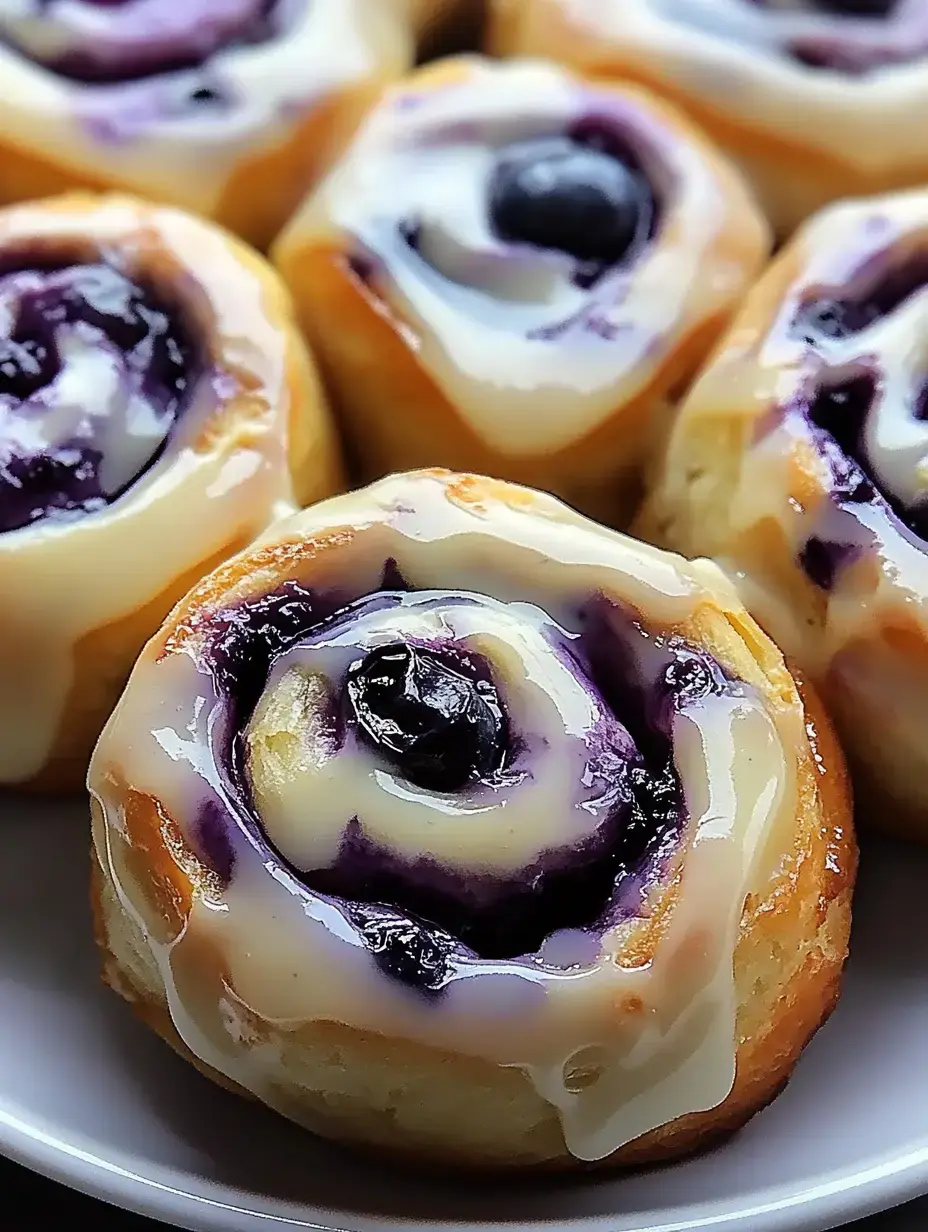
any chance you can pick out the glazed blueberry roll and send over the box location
[638,189,928,839]
[0,193,341,792]
[89,469,854,1170]
[272,57,770,528]
[0,0,411,249]
[490,1,928,236]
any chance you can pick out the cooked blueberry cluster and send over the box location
[201,574,736,996]
[0,254,196,533]
[347,642,507,792]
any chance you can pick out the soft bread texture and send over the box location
[636,190,928,840]
[0,193,342,791]
[488,0,928,236]
[0,0,411,249]
[272,58,770,529]
[90,471,855,1170]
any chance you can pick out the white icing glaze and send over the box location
[279,56,764,455]
[0,274,176,494]
[657,188,928,674]
[0,0,409,214]
[89,470,804,1162]
[529,0,928,173]
[247,592,629,874]
[0,195,301,783]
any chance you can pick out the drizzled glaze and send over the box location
[276,57,767,456]
[0,0,409,216]
[0,194,305,783]
[89,471,803,1162]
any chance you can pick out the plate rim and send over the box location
[1,1103,926,1232]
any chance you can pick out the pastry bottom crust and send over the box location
[91,672,855,1172]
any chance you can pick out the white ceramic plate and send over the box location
[1,793,927,1232]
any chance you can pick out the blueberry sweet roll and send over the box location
[89,469,854,1170]
[490,1,928,236]
[0,193,341,791]
[0,0,411,249]
[639,190,928,838]
[272,57,770,528]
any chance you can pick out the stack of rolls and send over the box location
[20,0,928,1182]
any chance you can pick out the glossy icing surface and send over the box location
[90,471,804,1162]
[280,57,765,455]
[0,0,409,213]
[0,195,302,783]
[0,257,197,532]
[652,190,928,785]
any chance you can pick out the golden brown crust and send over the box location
[272,59,769,529]
[90,470,856,1170]
[0,193,342,792]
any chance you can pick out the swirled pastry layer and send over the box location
[0,0,411,246]
[90,469,853,1168]
[639,187,928,835]
[273,56,769,527]
[0,191,340,789]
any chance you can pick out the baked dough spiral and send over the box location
[639,188,928,839]
[273,56,769,528]
[0,192,340,790]
[490,0,928,235]
[0,0,411,247]
[89,469,854,1170]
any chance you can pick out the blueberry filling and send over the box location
[346,643,507,793]
[201,577,738,990]
[0,255,198,534]
[345,904,456,993]
[793,256,928,342]
[488,131,655,285]
[2,0,283,86]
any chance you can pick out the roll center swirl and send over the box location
[0,254,198,533]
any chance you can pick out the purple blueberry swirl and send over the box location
[0,0,289,84]
[0,252,199,534]
[757,244,928,589]
[172,566,743,995]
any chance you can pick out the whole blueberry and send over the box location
[346,643,506,792]
[488,136,650,273]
